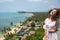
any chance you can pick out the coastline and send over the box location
[0,13,48,40]
[0,13,33,31]
[0,21,26,40]
[0,13,34,40]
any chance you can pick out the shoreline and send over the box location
[0,13,33,31]
[0,13,33,34]
[0,13,34,40]
[0,23,24,40]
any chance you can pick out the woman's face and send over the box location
[50,9,57,16]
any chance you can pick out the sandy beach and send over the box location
[0,23,24,40]
[0,35,5,40]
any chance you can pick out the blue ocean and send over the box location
[0,12,33,32]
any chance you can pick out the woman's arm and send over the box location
[44,30,47,40]
[48,29,57,33]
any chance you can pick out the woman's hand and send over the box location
[44,30,47,40]
[44,36,47,40]
[48,29,57,33]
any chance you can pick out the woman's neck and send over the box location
[48,17,59,22]
[48,17,53,21]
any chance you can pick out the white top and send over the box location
[43,18,60,31]
[43,18,60,40]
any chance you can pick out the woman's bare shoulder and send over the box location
[44,18,49,21]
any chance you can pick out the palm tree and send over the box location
[31,22,35,31]
[14,29,17,33]
[7,27,11,31]
[3,27,7,33]
[10,22,13,26]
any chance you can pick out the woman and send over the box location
[43,8,60,40]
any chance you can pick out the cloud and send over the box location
[43,0,49,3]
[27,0,42,2]
[0,0,15,2]
[27,0,49,3]
[49,5,60,9]
[50,5,58,8]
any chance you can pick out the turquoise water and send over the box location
[0,12,33,33]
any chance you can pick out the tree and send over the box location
[10,22,13,26]
[31,22,35,27]
[7,27,11,31]
[31,22,35,30]
[4,33,18,40]
[14,29,17,33]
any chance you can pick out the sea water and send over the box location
[0,12,33,34]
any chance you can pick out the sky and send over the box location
[0,0,60,12]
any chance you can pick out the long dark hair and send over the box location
[49,8,60,20]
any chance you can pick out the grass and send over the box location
[4,33,19,40]
[26,27,44,40]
